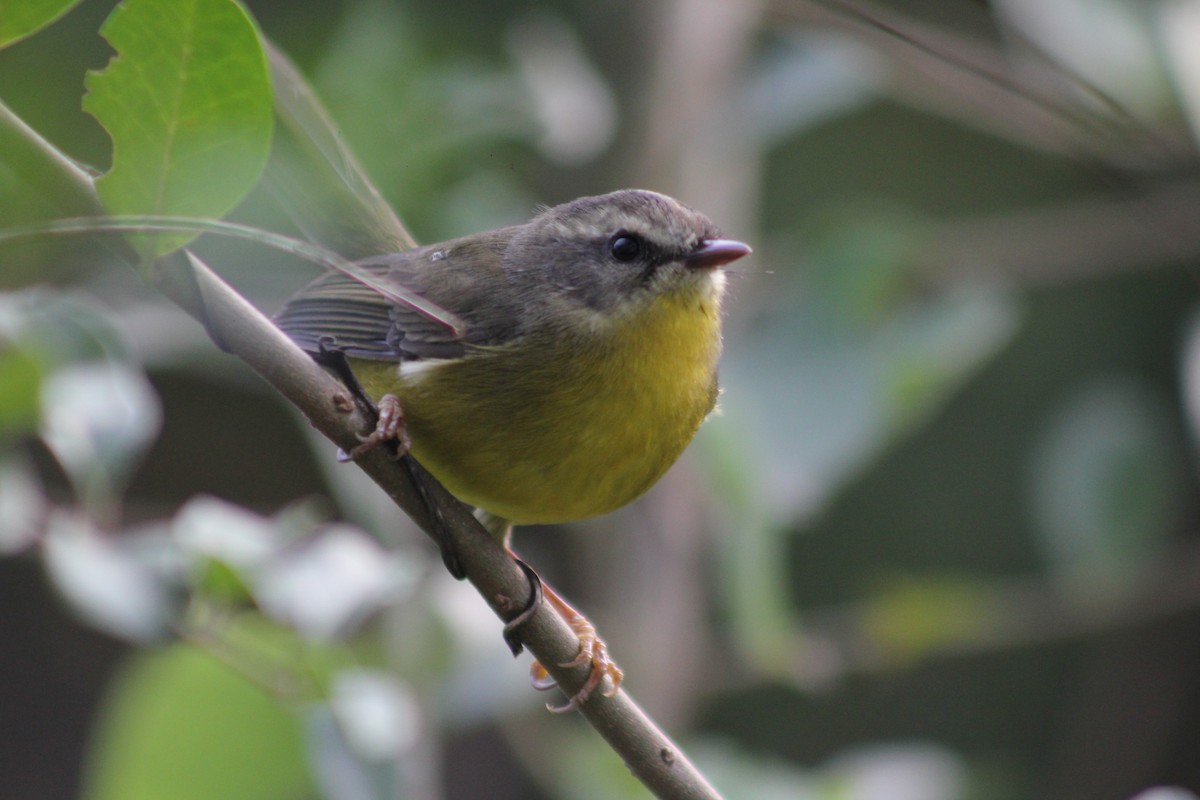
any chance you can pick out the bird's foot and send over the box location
[500,557,624,712]
[534,585,624,713]
[345,393,411,460]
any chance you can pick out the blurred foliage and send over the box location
[2,0,1200,799]
[84,642,312,800]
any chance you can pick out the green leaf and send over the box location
[83,645,313,800]
[0,0,82,49]
[83,0,273,258]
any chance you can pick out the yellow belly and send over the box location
[352,291,721,524]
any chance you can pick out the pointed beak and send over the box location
[685,238,752,271]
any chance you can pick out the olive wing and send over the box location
[274,232,522,362]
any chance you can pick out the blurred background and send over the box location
[2,0,1200,798]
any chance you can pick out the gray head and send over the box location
[504,189,750,318]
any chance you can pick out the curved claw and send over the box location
[534,605,624,713]
[529,661,557,691]
[502,557,625,713]
[347,394,410,459]
[544,647,623,713]
[312,343,409,459]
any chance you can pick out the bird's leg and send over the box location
[400,456,466,579]
[312,338,465,579]
[501,548,624,713]
[312,338,400,455]
[314,338,410,460]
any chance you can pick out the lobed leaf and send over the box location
[83,0,273,258]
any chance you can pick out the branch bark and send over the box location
[2,98,725,800]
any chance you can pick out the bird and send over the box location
[274,188,751,710]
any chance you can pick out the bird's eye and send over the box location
[609,233,642,262]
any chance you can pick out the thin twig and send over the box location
[769,0,1194,168]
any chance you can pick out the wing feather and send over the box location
[274,230,522,362]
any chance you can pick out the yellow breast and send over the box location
[352,287,722,524]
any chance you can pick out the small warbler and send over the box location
[275,189,750,708]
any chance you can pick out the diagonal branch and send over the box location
[2,97,725,800]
